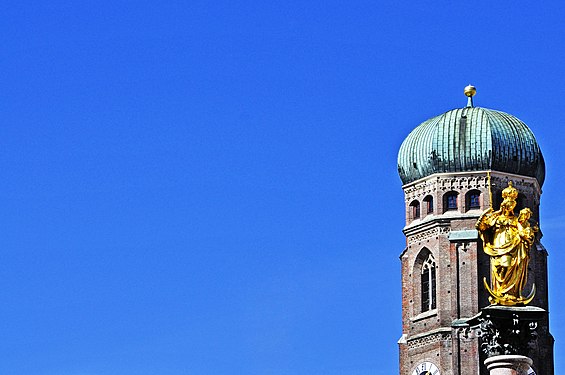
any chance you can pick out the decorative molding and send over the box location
[490,175,537,192]
[403,172,542,204]
[407,331,452,350]
[437,175,489,192]
[408,226,451,244]
[404,173,491,202]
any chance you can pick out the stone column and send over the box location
[484,355,532,375]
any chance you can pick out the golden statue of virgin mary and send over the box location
[476,181,538,306]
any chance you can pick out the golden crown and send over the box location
[501,181,519,200]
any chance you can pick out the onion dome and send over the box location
[397,86,545,186]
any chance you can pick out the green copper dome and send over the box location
[397,105,545,186]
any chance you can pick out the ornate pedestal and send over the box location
[455,305,546,375]
[470,306,544,357]
[484,355,532,375]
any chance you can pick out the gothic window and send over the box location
[423,195,434,214]
[421,254,437,312]
[444,191,458,212]
[410,200,420,220]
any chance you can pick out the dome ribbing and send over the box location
[397,106,545,186]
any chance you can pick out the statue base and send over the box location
[485,355,532,375]
[465,305,546,358]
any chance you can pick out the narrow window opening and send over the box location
[421,254,437,313]
[424,195,434,215]
[410,201,420,220]
[446,193,458,210]
[469,193,480,209]
[465,189,482,211]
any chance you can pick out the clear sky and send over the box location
[2,2,565,375]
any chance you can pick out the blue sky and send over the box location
[1,2,565,374]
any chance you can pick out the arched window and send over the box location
[423,195,434,215]
[466,189,481,210]
[444,191,458,212]
[410,200,420,220]
[516,193,526,212]
[421,253,437,312]
[492,190,502,210]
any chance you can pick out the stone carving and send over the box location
[408,226,450,244]
[407,332,451,350]
[404,174,491,202]
[473,312,539,357]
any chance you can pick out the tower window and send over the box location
[447,195,457,210]
[470,194,480,208]
[465,189,481,211]
[410,201,420,220]
[469,193,480,209]
[421,254,437,312]
[444,192,458,212]
[423,195,434,214]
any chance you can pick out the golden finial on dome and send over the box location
[464,85,476,107]
[464,84,477,97]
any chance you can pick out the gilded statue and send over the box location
[476,181,538,306]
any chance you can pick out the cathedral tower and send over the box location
[396,86,553,375]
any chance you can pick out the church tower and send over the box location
[396,86,554,375]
